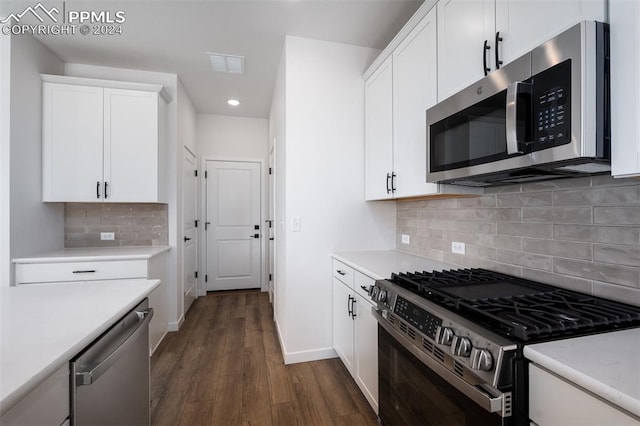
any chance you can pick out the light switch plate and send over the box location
[401,234,411,244]
[101,232,115,241]
[291,217,302,232]
[452,241,465,254]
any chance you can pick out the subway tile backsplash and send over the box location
[65,203,168,248]
[397,175,640,306]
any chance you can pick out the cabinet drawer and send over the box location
[15,260,147,284]
[355,272,375,302]
[332,259,354,287]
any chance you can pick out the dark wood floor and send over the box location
[150,290,379,426]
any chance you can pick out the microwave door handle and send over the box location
[506,81,525,155]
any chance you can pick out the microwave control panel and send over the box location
[532,60,571,149]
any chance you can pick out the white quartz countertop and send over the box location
[0,279,160,415]
[332,250,455,279]
[12,246,170,263]
[524,328,640,418]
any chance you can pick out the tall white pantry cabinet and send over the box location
[41,74,171,203]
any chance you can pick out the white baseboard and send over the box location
[274,316,338,365]
[283,347,338,365]
[167,314,184,332]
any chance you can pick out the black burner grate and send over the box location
[389,268,640,341]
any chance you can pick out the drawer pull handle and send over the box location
[72,270,96,274]
[336,270,346,276]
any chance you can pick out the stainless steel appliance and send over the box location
[369,269,640,425]
[70,298,153,426]
[427,21,610,186]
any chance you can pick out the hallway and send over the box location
[150,290,378,425]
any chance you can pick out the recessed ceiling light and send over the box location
[207,53,245,74]
[227,99,240,107]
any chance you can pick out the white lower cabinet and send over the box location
[529,364,639,425]
[332,259,378,413]
[0,365,69,426]
[14,254,168,354]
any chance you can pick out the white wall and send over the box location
[65,63,183,330]
[0,33,11,285]
[197,114,268,159]
[178,79,197,156]
[271,36,397,363]
[8,34,66,286]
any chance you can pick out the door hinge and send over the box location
[269,273,272,281]
[269,167,272,175]
[194,169,198,177]
[205,274,208,282]
[205,171,208,178]
[194,271,198,279]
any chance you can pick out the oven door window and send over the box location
[378,326,504,426]
[429,90,529,173]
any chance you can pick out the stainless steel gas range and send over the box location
[368,269,640,426]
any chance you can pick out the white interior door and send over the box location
[206,160,261,291]
[183,148,197,312]
[267,146,275,302]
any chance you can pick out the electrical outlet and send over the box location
[401,234,411,245]
[101,232,115,241]
[452,241,465,255]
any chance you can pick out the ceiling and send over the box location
[3,0,422,118]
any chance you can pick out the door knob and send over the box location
[250,234,260,239]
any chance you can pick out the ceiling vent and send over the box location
[207,53,245,75]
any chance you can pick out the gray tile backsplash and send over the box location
[397,176,640,306]
[65,203,168,248]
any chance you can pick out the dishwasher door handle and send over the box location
[75,308,154,386]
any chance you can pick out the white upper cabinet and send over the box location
[103,88,162,202]
[365,6,480,200]
[364,57,394,200]
[437,0,495,101]
[42,84,104,202]
[393,9,439,198]
[610,0,640,178]
[495,0,606,66]
[437,0,606,101]
[42,75,170,203]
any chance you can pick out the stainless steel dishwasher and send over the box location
[70,298,153,426]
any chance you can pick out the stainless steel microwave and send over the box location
[427,21,610,186]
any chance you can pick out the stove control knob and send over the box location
[377,290,387,303]
[451,336,472,357]
[470,348,493,371]
[435,326,454,346]
[371,286,380,301]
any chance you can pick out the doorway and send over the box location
[205,160,262,291]
[182,148,197,311]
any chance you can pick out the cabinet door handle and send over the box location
[351,298,357,320]
[96,181,101,199]
[72,270,96,274]
[495,31,503,70]
[483,40,491,76]
[391,172,397,193]
[336,269,346,276]
[386,173,391,194]
[184,236,192,242]
[104,181,109,199]
[347,295,353,316]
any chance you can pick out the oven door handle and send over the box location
[372,308,505,415]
